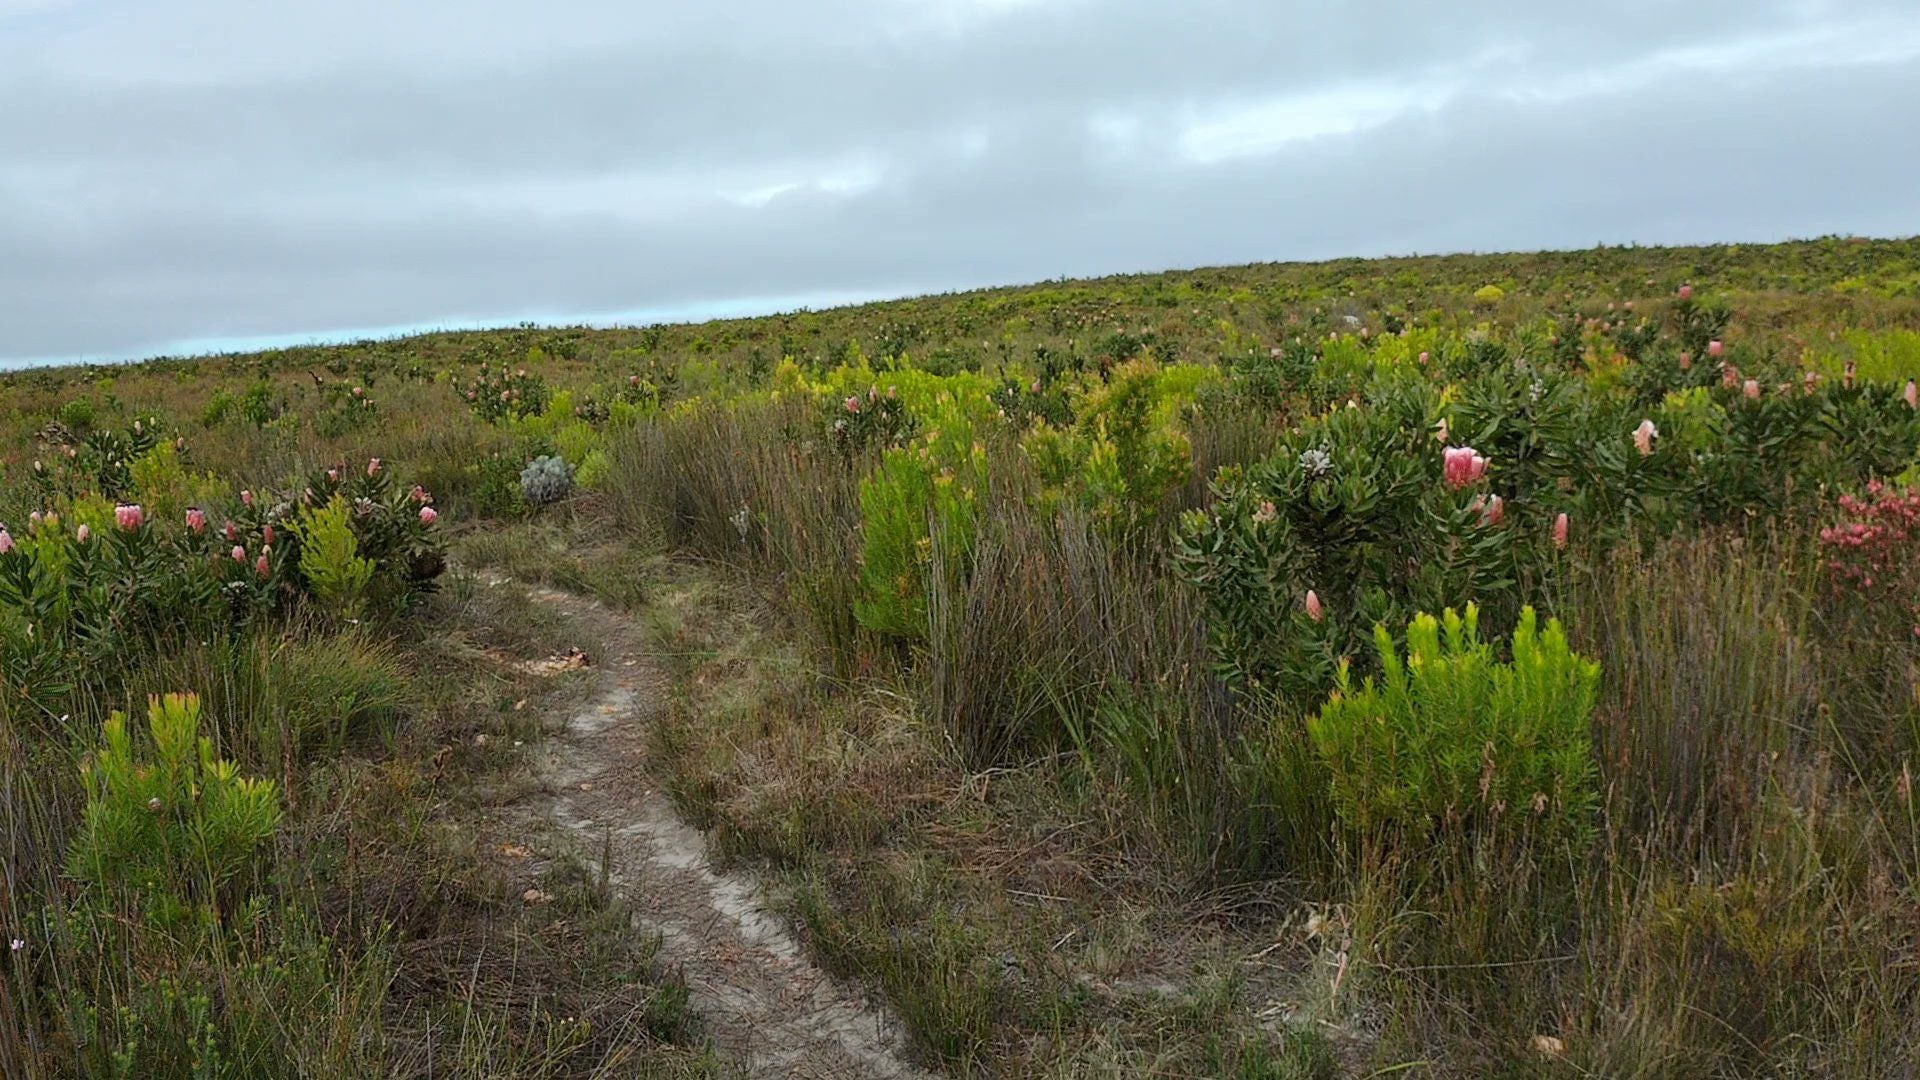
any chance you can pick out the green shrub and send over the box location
[295,495,375,620]
[67,692,282,918]
[1309,605,1599,845]
[853,403,984,640]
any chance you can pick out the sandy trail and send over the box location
[508,583,935,1080]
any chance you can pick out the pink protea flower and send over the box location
[114,505,143,531]
[1553,512,1570,550]
[366,457,382,477]
[76,524,90,543]
[241,489,255,508]
[29,511,42,529]
[0,529,13,555]
[1802,370,1820,394]
[1707,339,1725,358]
[326,468,339,482]
[1633,419,1658,456]
[1678,284,1693,301]
[1305,589,1324,622]
[256,553,271,578]
[1480,493,1505,526]
[224,520,239,542]
[1443,445,1488,489]
[1906,380,1918,409]
[351,386,364,398]
[262,524,276,547]
[232,544,247,563]
[410,485,430,503]
[467,390,478,401]
[1252,500,1277,524]
[844,395,861,413]
[419,506,438,526]
[1678,351,1692,370]
[1418,350,1430,364]
[186,508,207,533]
[630,374,641,386]
[1722,365,1740,389]
[1744,379,1761,400]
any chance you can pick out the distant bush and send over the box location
[520,453,574,506]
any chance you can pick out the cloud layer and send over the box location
[3,0,1917,363]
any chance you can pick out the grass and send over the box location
[4,235,1920,1077]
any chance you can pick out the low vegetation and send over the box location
[5,236,1920,1076]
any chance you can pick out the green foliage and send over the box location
[295,495,375,620]
[1025,357,1213,540]
[854,402,985,640]
[1309,605,1600,845]
[67,693,283,917]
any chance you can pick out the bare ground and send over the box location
[502,582,937,1080]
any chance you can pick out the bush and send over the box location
[853,404,985,640]
[67,693,282,920]
[1309,605,1600,846]
[520,453,574,506]
[295,495,375,620]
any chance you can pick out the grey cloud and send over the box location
[1,0,1915,363]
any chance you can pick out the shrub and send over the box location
[67,693,283,919]
[853,404,985,640]
[520,454,574,506]
[1309,605,1600,846]
[295,495,375,620]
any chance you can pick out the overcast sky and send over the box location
[3,0,1918,366]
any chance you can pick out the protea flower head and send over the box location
[1744,379,1761,400]
[1678,284,1693,301]
[1633,419,1658,456]
[1443,445,1489,489]
[186,508,207,533]
[419,506,439,526]
[232,545,247,562]
[1305,589,1324,622]
[113,504,144,531]
[0,529,12,555]
[1906,380,1918,409]
[1553,512,1570,550]
[1708,339,1725,358]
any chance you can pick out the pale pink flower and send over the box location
[0,529,13,555]
[1443,445,1488,489]
[366,457,382,477]
[630,374,641,386]
[1252,500,1277,524]
[844,395,861,413]
[419,506,439,526]
[1481,493,1505,526]
[410,485,430,503]
[1305,589,1324,622]
[1678,284,1693,301]
[241,489,254,508]
[327,468,339,482]
[1418,351,1430,364]
[262,524,276,547]
[1633,419,1658,456]
[1707,339,1725,358]
[351,386,364,398]
[224,521,239,542]
[1743,379,1761,400]
[75,524,90,543]
[1906,380,1918,409]
[1553,512,1569,550]
[232,545,247,563]
[1721,365,1740,390]
[186,508,207,533]
[114,504,143,531]
[256,553,271,577]
[1678,351,1691,370]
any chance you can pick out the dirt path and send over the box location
[506,583,936,1080]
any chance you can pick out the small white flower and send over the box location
[1298,448,1334,479]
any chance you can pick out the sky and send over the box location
[3,0,1919,367]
